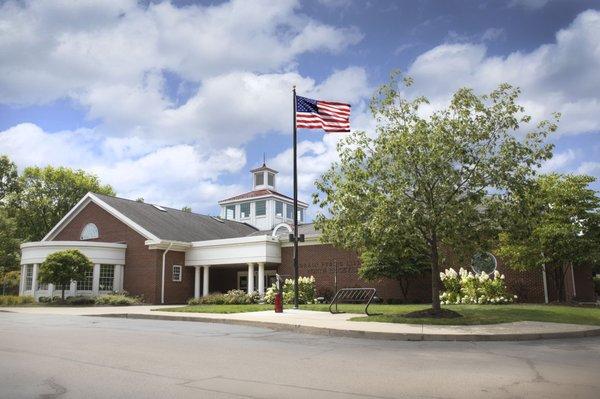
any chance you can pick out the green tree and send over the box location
[358,244,429,301]
[0,155,19,202]
[7,166,114,241]
[497,174,600,301]
[313,75,556,314]
[38,249,93,300]
[181,206,192,212]
[0,208,21,293]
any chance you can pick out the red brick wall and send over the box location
[52,202,189,304]
[279,244,432,303]
[280,243,556,303]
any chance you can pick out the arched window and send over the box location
[80,223,99,240]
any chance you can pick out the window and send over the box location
[76,268,94,291]
[24,265,33,291]
[99,265,114,291]
[298,209,304,222]
[275,201,283,217]
[286,204,293,219]
[80,223,99,240]
[254,172,264,186]
[255,200,266,216]
[225,205,236,219]
[267,173,274,187]
[240,202,250,218]
[471,252,497,275]
[172,265,182,282]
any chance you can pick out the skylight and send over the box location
[152,204,167,212]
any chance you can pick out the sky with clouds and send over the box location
[1,0,599,217]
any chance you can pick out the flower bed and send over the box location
[439,268,517,305]
[264,276,316,304]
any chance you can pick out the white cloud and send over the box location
[0,0,362,105]
[577,162,600,177]
[0,123,246,212]
[539,149,578,173]
[406,9,600,136]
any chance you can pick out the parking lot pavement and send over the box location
[1,312,600,398]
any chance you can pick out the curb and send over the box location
[89,313,600,342]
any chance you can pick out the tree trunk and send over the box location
[61,288,65,301]
[398,277,410,300]
[430,232,441,313]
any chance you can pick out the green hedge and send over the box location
[94,294,143,306]
[187,289,260,305]
[0,295,34,306]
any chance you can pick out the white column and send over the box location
[92,264,100,295]
[112,266,120,293]
[116,265,125,292]
[48,283,54,298]
[31,263,39,300]
[70,280,77,297]
[247,263,255,294]
[19,265,25,295]
[194,266,201,299]
[258,262,265,296]
[202,266,210,297]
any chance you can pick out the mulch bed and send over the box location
[403,308,463,319]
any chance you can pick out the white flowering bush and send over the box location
[439,268,517,305]
[264,276,316,304]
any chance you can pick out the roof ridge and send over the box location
[92,192,257,230]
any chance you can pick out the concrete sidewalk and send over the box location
[3,305,600,341]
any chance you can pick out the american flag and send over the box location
[296,95,351,133]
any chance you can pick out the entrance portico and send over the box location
[185,235,281,298]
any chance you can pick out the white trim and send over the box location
[42,192,160,242]
[218,193,308,208]
[280,234,321,247]
[21,241,127,265]
[172,265,183,282]
[145,239,191,251]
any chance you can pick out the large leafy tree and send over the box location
[497,174,600,301]
[0,208,21,294]
[8,166,114,241]
[38,249,93,300]
[0,155,19,202]
[313,75,556,313]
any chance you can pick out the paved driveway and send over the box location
[1,312,599,398]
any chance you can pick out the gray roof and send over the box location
[94,193,257,242]
[247,223,318,238]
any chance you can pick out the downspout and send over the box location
[161,242,174,304]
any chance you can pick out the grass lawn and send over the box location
[162,303,600,326]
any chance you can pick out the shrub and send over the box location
[440,268,516,305]
[38,296,60,304]
[65,295,96,305]
[0,295,34,306]
[187,289,259,305]
[264,276,316,304]
[94,293,143,306]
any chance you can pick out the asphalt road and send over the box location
[1,313,599,399]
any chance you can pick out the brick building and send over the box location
[19,164,595,304]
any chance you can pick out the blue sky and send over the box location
[1,0,599,217]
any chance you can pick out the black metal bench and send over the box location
[329,288,379,316]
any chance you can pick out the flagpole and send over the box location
[292,85,299,310]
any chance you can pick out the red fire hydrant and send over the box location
[274,292,283,313]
